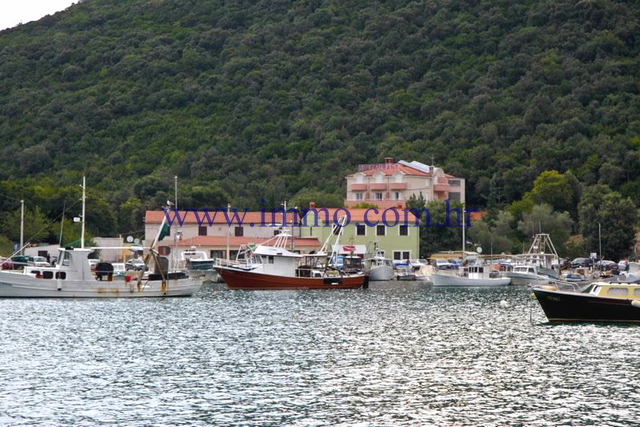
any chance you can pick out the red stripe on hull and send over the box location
[216,268,364,290]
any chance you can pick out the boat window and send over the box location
[634,289,640,297]
[268,256,274,264]
[528,268,535,274]
[55,272,66,280]
[33,270,41,277]
[43,271,54,279]
[607,288,629,296]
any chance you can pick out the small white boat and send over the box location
[432,265,511,287]
[180,249,221,283]
[504,264,554,286]
[366,252,395,281]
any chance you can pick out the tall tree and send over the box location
[579,185,638,261]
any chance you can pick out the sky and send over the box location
[1,0,77,31]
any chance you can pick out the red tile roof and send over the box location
[300,207,418,224]
[347,163,431,177]
[145,210,296,225]
[170,236,321,248]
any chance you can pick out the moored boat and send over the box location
[504,264,554,286]
[0,177,203,298]
[532,282,640,323]
[432,264,511,287]
[215,220,366,290]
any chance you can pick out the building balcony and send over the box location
[370,183,388,191]
[433,184,451,192]
[389,183,407,190]
[349,184,368,191]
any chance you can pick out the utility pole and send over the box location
[174,175,178,211]
[598,223,602,260]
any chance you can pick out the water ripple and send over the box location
[1,283,639,425]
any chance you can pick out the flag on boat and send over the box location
[158,221,170,241]
[343,245,356,253]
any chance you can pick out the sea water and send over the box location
[1,282,639,425]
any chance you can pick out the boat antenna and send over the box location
[59,201,66,247]
[461,203,466,262]
[81,175,86,249]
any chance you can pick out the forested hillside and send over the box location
[0,0,639,251]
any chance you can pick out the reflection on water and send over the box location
[1,282,639,425]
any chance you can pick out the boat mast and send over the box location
[20,199,24,255]
[81,175,86,249]
[461,203,465,262]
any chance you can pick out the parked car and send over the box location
[2,255,33,270]
[32,256,51,267]
[571,257,593,268]
[596,260,618,271]
[125,258,147,271]
[435,259,454,270]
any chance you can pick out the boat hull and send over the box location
[0,272,202,298]
[368,265,395,281]
[216,267,365,290]
[432,273,511,287]
[533,288,640,323]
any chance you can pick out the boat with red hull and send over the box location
[215,219,366,291]
[216,267,365,290]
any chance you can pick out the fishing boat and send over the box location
[179,248,221,283]
[532,282,640,323]
[504,234,560,284]
[504,264,554,286]
[366,248,395,281]
[431,205,510,287]
[432,264,511,287]
[0,177,203,298]
[215,218,366,290]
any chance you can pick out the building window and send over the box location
[374,172,384,183]
[376,225,386,236]
[165,226,171,236]
[356,224,366,236]
[399,225,409,236]
[375,192,383,200]
[234,227,243,237]
[394,192,402,200]
[274,229,281,236]
[393,251,411,260]
[159,246,171,255]
[355,173,365,184]
[198,226,207,236]
[355,193,363,201]
[449,192,461,202]
[210,250,224,259]
[449,180,461,187]
[394,172,403,183]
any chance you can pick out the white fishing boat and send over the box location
[431,205,510,287]
[0,177,203,298]
[366,248,394,281]
[432,264,511,287]
[504,264,554,286]
[180,248,221,283]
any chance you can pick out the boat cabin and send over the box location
[588,283,640,299]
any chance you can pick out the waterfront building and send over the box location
[298,203,420,263]
[344,158,466,209]
[144,210,321,259]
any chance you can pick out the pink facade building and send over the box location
[344,158,465,209]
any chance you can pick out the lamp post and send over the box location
[226,203,231,261]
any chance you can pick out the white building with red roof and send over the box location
[345,158,465,209]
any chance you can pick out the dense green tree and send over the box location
[579,185,638,261]
[1,207,52,246]
[517,204,573,254]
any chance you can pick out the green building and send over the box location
[298,206,420,262]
